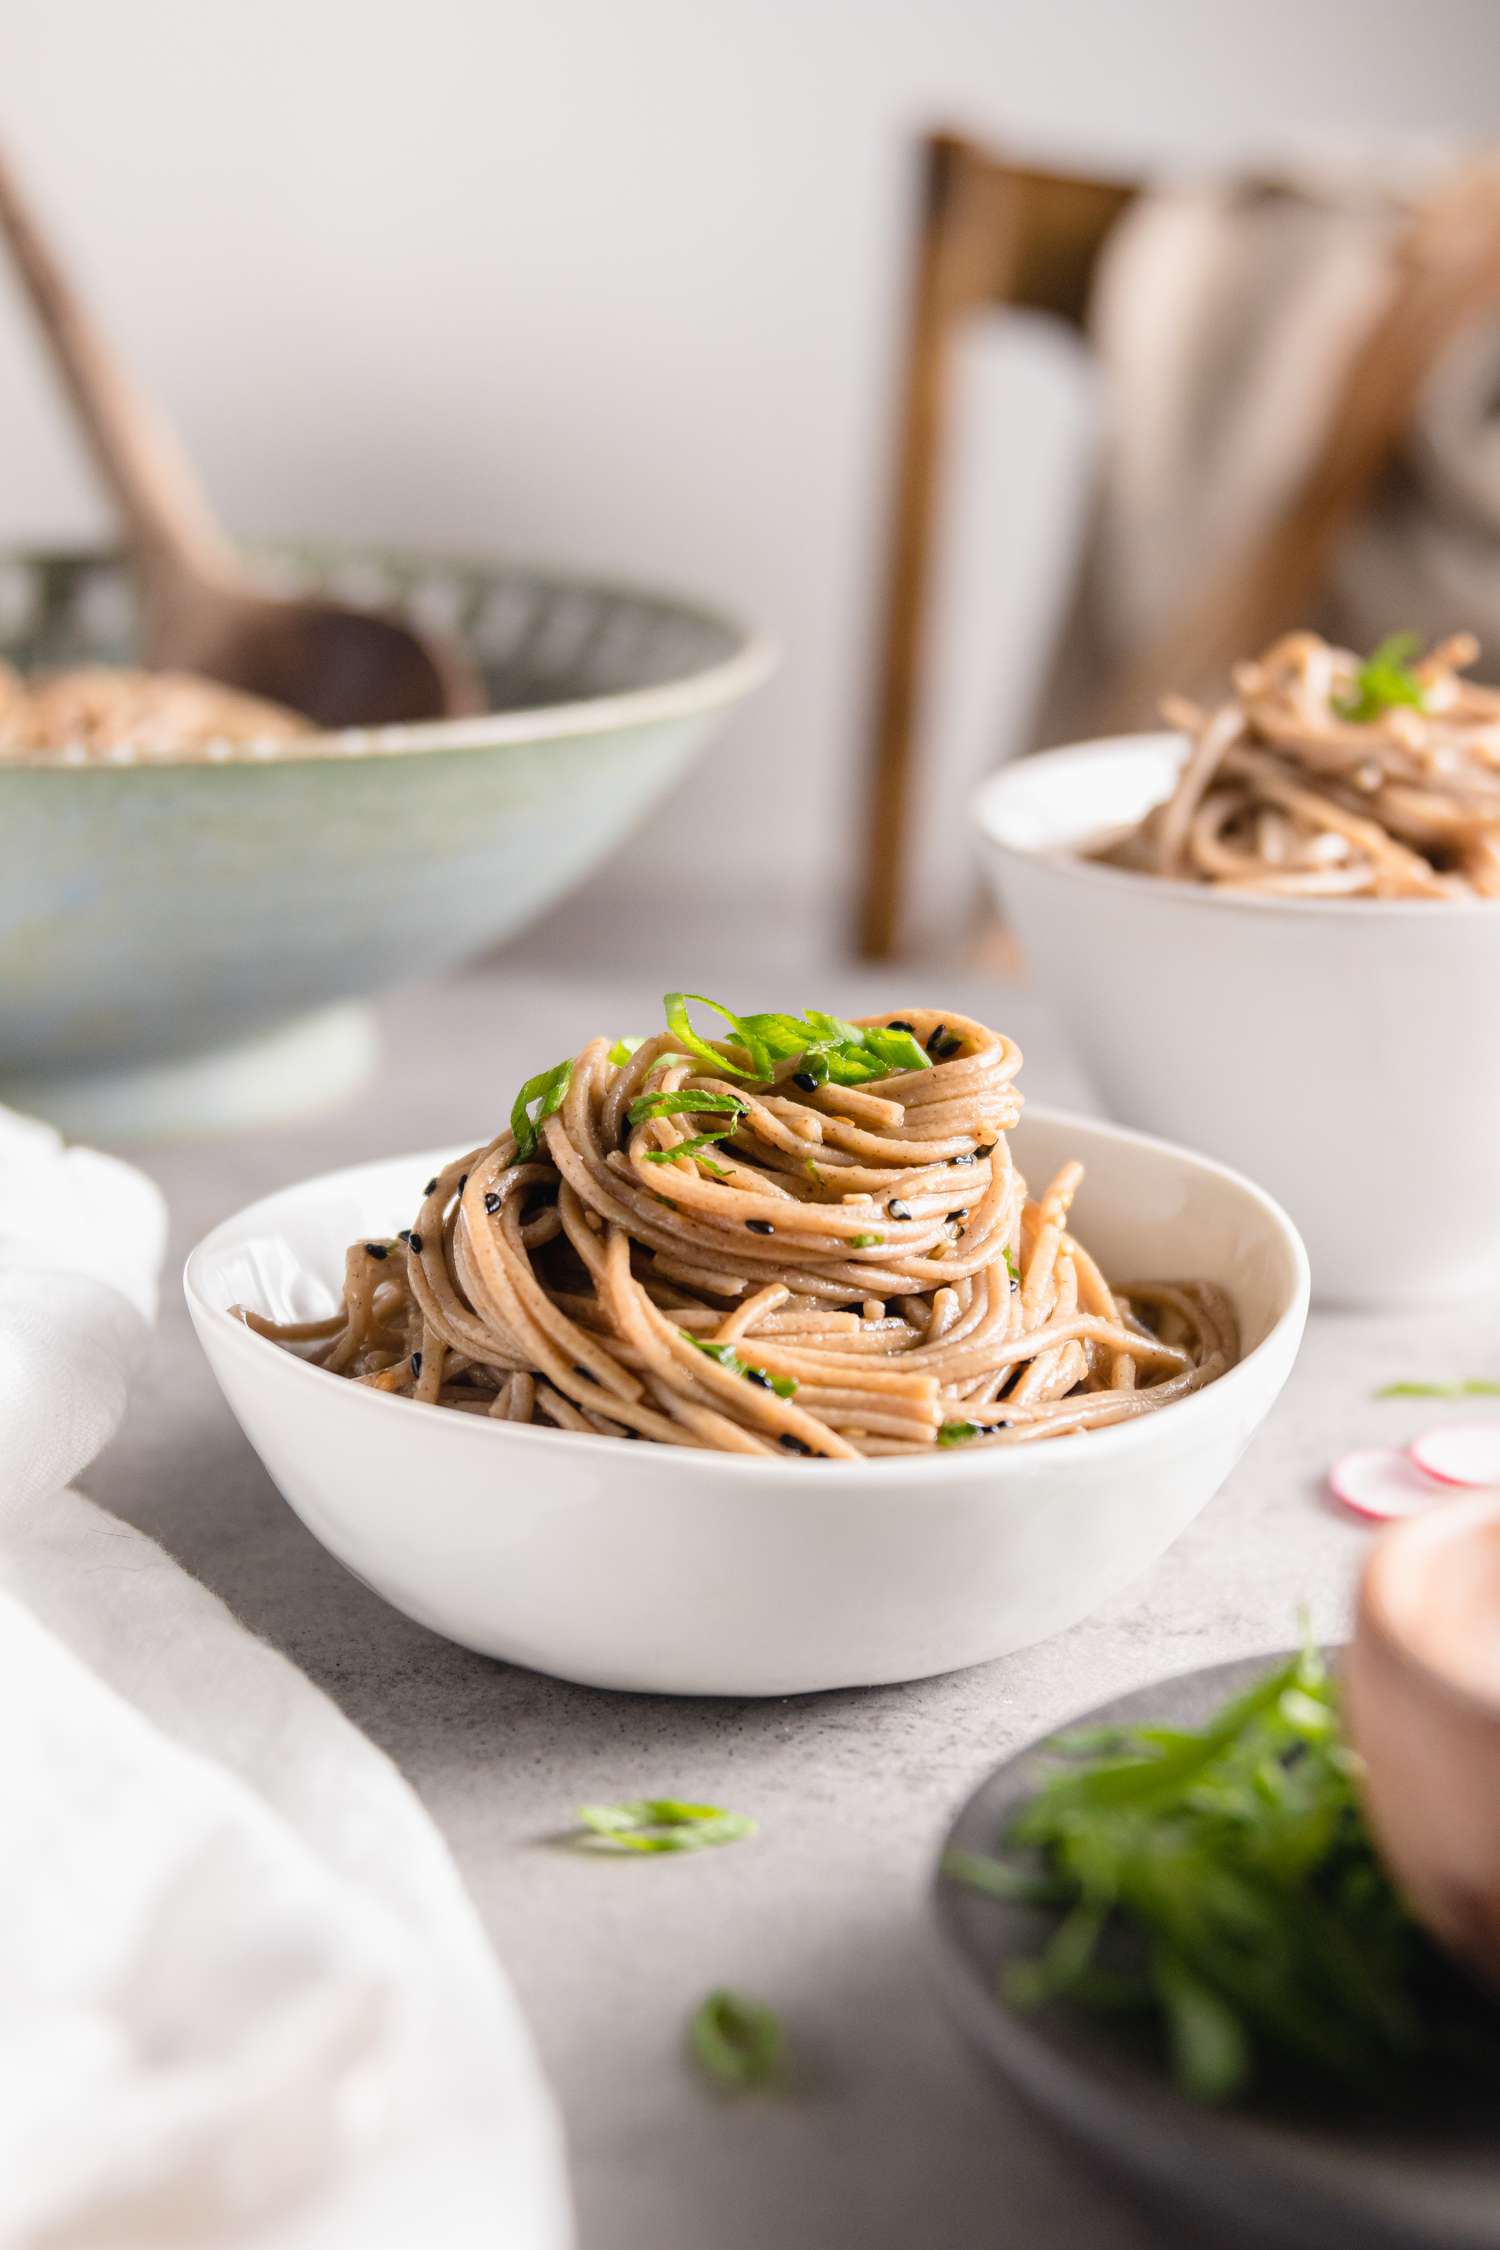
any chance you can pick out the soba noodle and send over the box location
[1095,631,1500,899]
[0,663,308,761]
[242,998,1234,1457]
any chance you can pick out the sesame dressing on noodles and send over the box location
[1094,630,1500,899]
[241,999,1235,1457]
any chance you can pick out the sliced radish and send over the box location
[1408,1423,1500,1489]
[1329,1447,1444,1522]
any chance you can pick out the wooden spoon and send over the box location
[0,141,482,728]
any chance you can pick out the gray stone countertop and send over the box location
[84,949,1485,2250]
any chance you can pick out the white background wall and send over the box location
[5,0,1499,953]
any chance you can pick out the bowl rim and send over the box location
[0,541,776,770]
[973,731,1500,923]
[183,1101,1310,1482]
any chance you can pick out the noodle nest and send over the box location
[243,999,1235,1458]
[1096,631,1500,899]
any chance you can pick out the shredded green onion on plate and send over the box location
[945,1638,1500,2104]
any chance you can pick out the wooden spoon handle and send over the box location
[0,139,230,576]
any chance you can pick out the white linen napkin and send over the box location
[0,1109,571,2249]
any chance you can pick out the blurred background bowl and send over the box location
[0,543,770,1137]
[975,733,1500,1306]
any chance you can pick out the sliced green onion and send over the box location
[1376,1378,1500,1399]
[642,1132,734,1171]
[607,1035,646,1065]
[660,994,932,1090]
[510,1060,573,1161]
[574,1799,757,1854]
[937,1420,980,1447]
[1333,631,1426,724]
[845,1233,884,1249]
[663,992,757,1079]
[689,1988,783,2091]
[682,1333,797,1397]
[627,1089,747,1127]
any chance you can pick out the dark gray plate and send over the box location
[932,1654,1500,2250]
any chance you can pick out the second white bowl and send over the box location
[976,734,1500,1306]
[184,1107,1307,1697]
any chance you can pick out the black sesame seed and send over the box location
[792,1070,819,1092]
[976,1143,995,1159]
[888,1019,914,1034]
[954,1151,976,1166]
[952,1208,969,1222]
[745,1368,774,1391]
[407,1232,424,1254]
[364,1242,388,1260]
[398,1228,412,1243]
[779,1434,811,1454]
[423,1177,438,1196]
[458,1173,468,1192]
[888,1198,913,1221]
[926,1024,962,1058]
[483,1191,501,1214]
[410,1352,422,1377]
[746,1219,776,1236]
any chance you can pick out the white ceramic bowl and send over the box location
[976,733,1500,1306]
[184,1108,1307,1697]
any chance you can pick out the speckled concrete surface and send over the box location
[84,951,1486,2250]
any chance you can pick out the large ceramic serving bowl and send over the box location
[0,545,770,1135]
[975,733,1500,1306]
[184,1107,1308,1697]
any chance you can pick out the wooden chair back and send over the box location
[857,131,1500,957]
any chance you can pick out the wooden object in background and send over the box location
[0,139,481,727]
[858,130,1500,959]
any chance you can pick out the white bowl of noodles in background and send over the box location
[184,1108,1307,1697]
[975,733,1500,1307]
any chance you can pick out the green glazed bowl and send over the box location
[0,545,771,1135]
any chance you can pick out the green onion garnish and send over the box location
[510,1059,572,1161]
[1376,1378,1500,1398]
[642,1133,734,1173]
[937,1420,980,1446]
[845,1233,884,1249]
[689,1988,784,2091]
[516,997,934,1169]
[573,1799,756,1854]
[1333,632,1426,724]
[662,994,930,1088]
[627,1089,748,1127]
[1002,1245,1021,1287]
[681,1333,797,1396]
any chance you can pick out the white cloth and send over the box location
[0,1110,571,2249]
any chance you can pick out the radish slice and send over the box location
[1329,1447,1444,1522]
[1409,1423,1500,1489]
